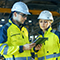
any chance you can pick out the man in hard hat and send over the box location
[0,1,42,60]
[34,10,60,60]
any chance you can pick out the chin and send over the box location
[19,21,24,24]
[21,22,24,24]
[42,28,45,30]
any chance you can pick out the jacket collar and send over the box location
[8,18,24,30]
[38,26,52,36]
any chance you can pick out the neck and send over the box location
[42,29,46,33]
[12,19,20,26]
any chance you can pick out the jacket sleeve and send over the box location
[55,31,60,48]
[0,26,24,55]
[0,43,23,55]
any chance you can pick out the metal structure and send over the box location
[0,0,60,36]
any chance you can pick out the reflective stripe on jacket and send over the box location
[35,26,60,60]
[0,19,31,59]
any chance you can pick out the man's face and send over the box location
[13,12,28,24]
[39,19,51,30]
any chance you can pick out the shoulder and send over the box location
[0,22,11,35]
[51,29,60,39]
[3,23,11,30]
[24,26,29,32]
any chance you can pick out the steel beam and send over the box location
[0,8,60,16]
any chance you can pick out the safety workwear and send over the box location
[11,1,30,15]
[35,26,60,60]
[0,19,32,60]
[23,43,35,50]
[38,10,54,22]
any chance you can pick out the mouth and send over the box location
[42,26,45,28]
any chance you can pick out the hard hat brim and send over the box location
[23,12,31,15]
[37,16,54,21]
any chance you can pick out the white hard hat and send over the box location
[38,10,54,22]
[11,1,30,15]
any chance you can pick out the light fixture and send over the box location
[35,35,37,38]
[28,20,32,23]
[1,19,5,22]
[30,36,33,38]
[0,25,3,27]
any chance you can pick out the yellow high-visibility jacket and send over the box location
[0,19,31,60]
[35,26,60,60]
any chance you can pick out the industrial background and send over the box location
[0,0,60,59]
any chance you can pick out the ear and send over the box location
[14,12,17,17]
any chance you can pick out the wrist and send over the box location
[33,47,39,52]
[19,46,24,53]
[23,46,25,50]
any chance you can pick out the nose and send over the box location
[42,21,45,25]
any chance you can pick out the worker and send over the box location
[34,10,60,60]
[0,1,42,60]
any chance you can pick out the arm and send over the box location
[0,26,24,55]
[0,43,36,55]
[0,44,20,55]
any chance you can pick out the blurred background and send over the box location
[0,0,60,59]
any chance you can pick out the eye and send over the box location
[40,21,42,23]
[22,14,28,18]
[18,13,28,18]
[44,21,48,23]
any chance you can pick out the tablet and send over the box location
[33,37,48,46]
